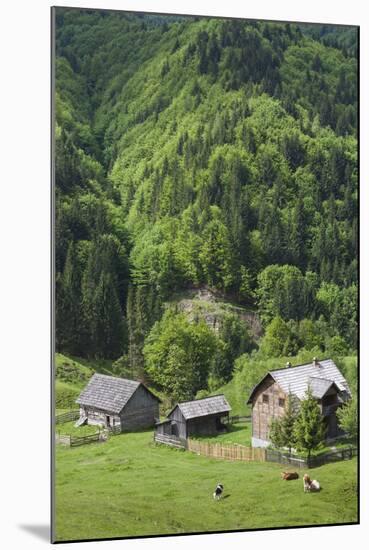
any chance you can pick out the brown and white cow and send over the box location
[281,471,299,480]
[303,473,320,492]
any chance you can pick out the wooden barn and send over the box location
[155,394,231,440]
[247,358,351,448]
[76,373,160,432]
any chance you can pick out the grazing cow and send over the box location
[281,471,299,480]
[213,483,224,500]
[303,473,320,492]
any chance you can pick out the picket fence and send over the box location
[187,439,266,462]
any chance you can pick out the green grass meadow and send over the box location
[193,421,252,446]
[55,429,357,542]
[56,420,99,438]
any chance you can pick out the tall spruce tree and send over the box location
[280,393,298,454]
[269,393,297,454]
[269,417,285,449]
[57,240,82,354]
[93,272,126,359]
[293,387,326,459]
[337,395,357,440]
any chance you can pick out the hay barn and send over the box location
[247,357,351,447]
[155,394,231,439]
[76,373,160,432]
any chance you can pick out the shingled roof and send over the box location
[76,373,159,414]
[308,376,341,399]
[170,394,231,420]
[247,358,351,404]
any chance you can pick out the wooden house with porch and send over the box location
[155,394,231,440]
[247,358,351,448]
[76,373,160,432]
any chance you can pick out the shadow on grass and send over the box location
[196,423,249,442]
[225,424,248,434]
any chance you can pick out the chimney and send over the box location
[286,361,292,368]
[313,357,319,367]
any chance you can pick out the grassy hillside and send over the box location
[55,354,95,385]
[55,354,94,409]
[55,429,357,541]
[55,380,81,409]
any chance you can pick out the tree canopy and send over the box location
[54,9,357,398]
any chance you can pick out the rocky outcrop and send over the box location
[171,287,263,340]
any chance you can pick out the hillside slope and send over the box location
[54,9,357,400]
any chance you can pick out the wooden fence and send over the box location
[265,449,307,468]
[154,433,187,449]
[55,410,80,424]
[265,446,357,469]
[55,433,72,445]
[55,430,102,447]
[306,446,357,468]
[183,439,356,468]
[70,432,101,447]
[187,439,266,462]
[224,415,251,424]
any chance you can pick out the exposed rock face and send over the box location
[173,287,263,340]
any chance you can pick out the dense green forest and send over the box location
[54,9,358,403]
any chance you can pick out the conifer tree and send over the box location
[269,417,284,449]
[57,240,82,354]
[279,393,298,454]
[93,272,126,359]
[337,395,357,440]
[293,387,326,459]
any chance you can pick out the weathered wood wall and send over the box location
[80,386,159,432]
[168,410,230,438]
[251,376,287,442]
[82,407,120,427]
[155,421,172,436]
[168,407,187,439]
[187,414,224,436]
[120,385,159,431]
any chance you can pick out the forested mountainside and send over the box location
[54,9,358,402]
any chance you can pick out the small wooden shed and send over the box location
[156,394,231,439]
[247,358,351,448]
[76,373,160,432]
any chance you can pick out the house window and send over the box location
[262,394,269,404]
[279,398,285,408]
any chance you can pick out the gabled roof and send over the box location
[308,376,341,399]
[247,358,350,404]
[76,373,160,414]
[169,394,231,420]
